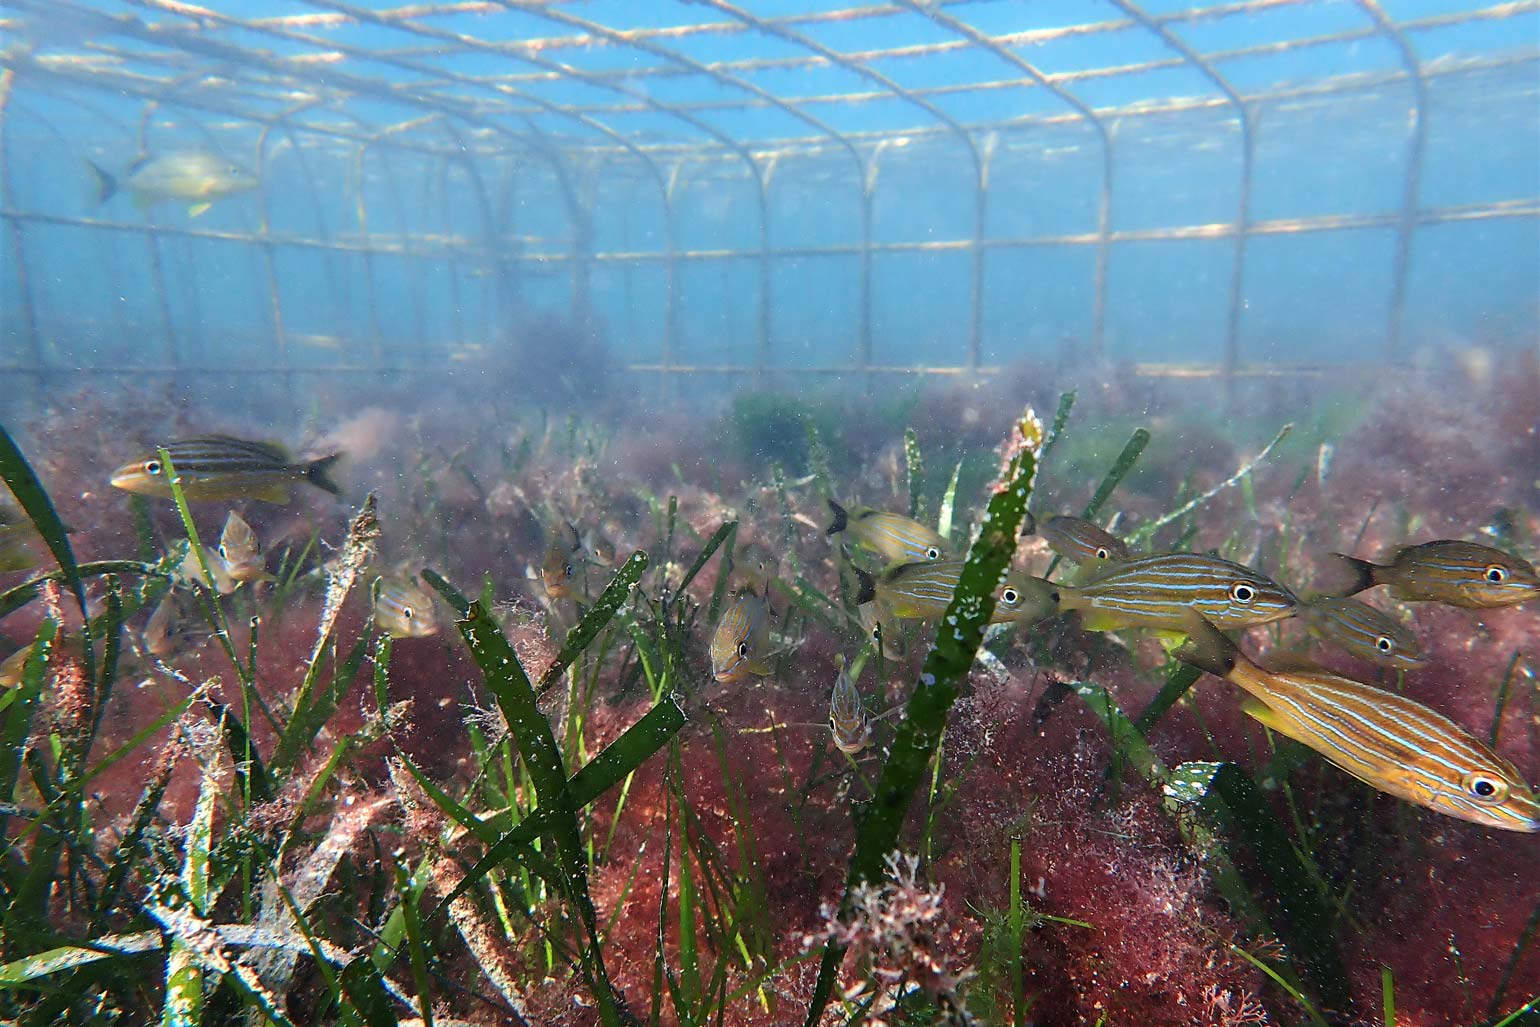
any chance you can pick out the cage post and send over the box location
[254,123,294,410]
[1109,0,1254,395]
[663,162,683,403]
[700,0,985,376]
[860,153,878,393]
[1353,0,1428,360]
[0,69,44,404]
[897,1,1122,364]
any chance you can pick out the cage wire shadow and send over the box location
[0,0,1536,396]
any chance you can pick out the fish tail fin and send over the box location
[1023,510,1037,535]
[87,160,117,205]
[853,565,877,606]
[1173,610,1241,680]
[1331,553,1379,596]
[304,453,344,496]
[826,498,848,536]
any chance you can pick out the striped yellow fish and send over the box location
[110,436,342,504]
[710,586,774,684]
[827,499,949,564]
[856,560,1058,626]
[1033,513,1128,565]
[1299,596,1422,670]
[1336,540,1540,609]
[215,512,274,586]
[828,662,873,755]
[374,575,439,639]
[1177,612,1540,832]
[1056,552,1297,632]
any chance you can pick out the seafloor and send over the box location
[2,345,1538,1026]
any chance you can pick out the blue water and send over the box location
[1,0,1536,381]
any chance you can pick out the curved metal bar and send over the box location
[1351,0,1428,360]
[0,68,42,383]
[500,0,881,381]
[895,0,1118,361]
[699,0,989,370]
[1107,0,1255,387]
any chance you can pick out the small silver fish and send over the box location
[173,543,237,596]
[828,663,872,755]
[215,511,273,586]
[89,150,257,217]
[858,600,905,661]
[375,575,439,639]
[142,591,205,658]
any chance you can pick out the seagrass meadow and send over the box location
[3,1,1540,1025]
[0,353,1538,1027]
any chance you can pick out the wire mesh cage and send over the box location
[1,0,1536,397]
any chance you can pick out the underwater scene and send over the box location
[1,2,1539,1026]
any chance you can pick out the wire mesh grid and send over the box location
[1,0,1536,389]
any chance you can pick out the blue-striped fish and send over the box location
[1335,540,1539,609]
[828,662,873,755]
[110,436,342,504]
[1056,552,1297,632]
[215,512,274,586]
[856,560,1058,626]
[1033,513,1128,565]
[1299,596,1422,670]
[710,585,774,684]
[374,575,439,639]
[1176,613,1540,832]
[827,499,949,564]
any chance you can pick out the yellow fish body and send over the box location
[110,436,341,504]
[1177,613,1540,832]
[374,575,440,639]
[1057,552,1297,633]
[1299,596,1422,670]
[858,560,1058,626]
[1336,540,1539,609]
[827,499,949,564]
[709,587,774,684]
[1033,513,1129,565]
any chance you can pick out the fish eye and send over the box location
[144,460,162,475]
[1095,547,1110,560]
[737,641,749,659]
[1001,588,1020,606]
[1463,772,1507,802]
[1485,565,1507,584]
[564,563,574,577]
[1375,635,1393,653]
[925,547,940,560]
[1229,582,1257,604]
[401,606,414,621]
[217,545,228,560]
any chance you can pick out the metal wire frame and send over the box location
[0,0,1535,392]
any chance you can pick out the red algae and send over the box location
[4,355,1540,1025]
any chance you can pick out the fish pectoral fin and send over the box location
[1077,608,1126,633]
[187,202,212,218]
[748,656,776,677]
[1239,696,1287,734]
[1153,629,1190,652]
[251,485,292,504]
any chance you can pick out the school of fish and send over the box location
[2,431,1538,833]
